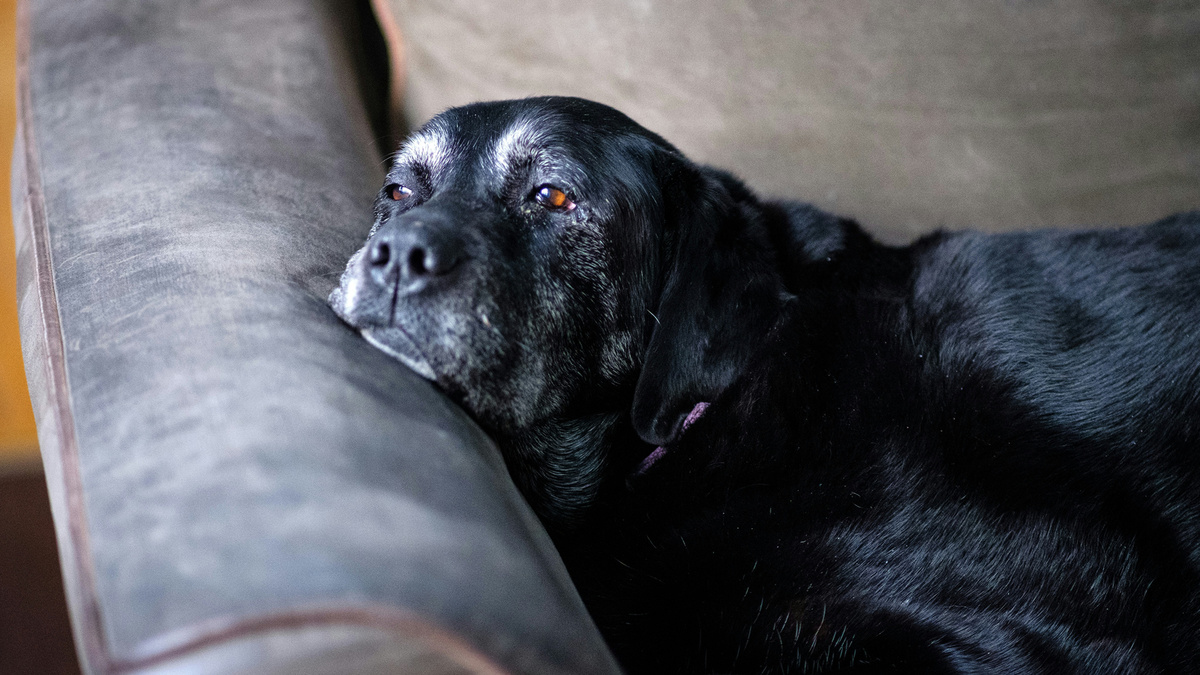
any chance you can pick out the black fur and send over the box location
[333,96,1200,673]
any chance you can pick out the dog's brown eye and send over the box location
[534,185,575,211]
[387,184,412,201]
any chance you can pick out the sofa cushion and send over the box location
[381,0,1200,242]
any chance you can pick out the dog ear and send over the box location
[630,156,792,446]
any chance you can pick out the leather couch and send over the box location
[14,1,1197,673]
[14,1,619,673]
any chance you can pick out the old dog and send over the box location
[331,96,1200,673]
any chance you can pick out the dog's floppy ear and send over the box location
[631,155,792,446]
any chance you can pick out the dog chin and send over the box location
[362,327,437,381]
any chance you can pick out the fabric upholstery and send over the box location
[383,0,1200,243]
[13,1,619,673]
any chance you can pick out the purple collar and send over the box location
[633,402,710,476]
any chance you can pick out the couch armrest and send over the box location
[12,1,619,673]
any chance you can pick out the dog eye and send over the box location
[533,185,575,212]
[386,184,412,201]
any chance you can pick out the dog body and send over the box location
[332,96,1200,673]
[567,214,1200,673]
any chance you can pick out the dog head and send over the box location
[332,97,792,526]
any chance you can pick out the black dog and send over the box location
[331,96,1200,673]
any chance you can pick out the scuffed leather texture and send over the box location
[383,0,1200,243]
[13,1,619,673]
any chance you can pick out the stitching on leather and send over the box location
[15,2,112,672]
[115,605,514,674]
[368,0,407,132]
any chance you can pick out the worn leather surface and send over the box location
[384,0,1200,243]
[14,1,619,673]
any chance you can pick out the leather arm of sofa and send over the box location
[12,1,619,673]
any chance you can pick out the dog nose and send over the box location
[367,228,463,286]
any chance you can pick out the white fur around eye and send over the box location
[491,116,551,175]
[395,125,453,180]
